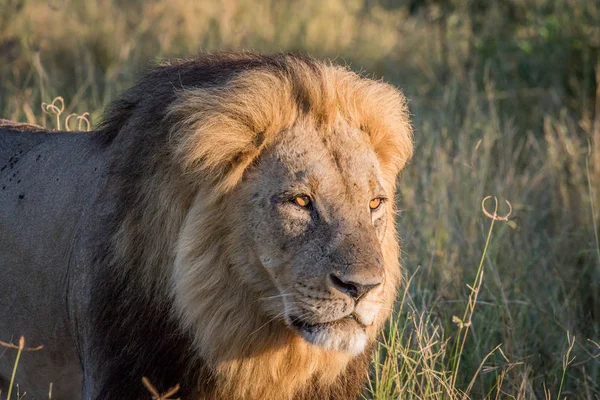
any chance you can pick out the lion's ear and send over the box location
[363,105,413,184]
[169,110,262,192]
[167,73,297,193]
[332,70,413,185]
[364,104,413,184]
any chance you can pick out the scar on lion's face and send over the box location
[243,117,390,355]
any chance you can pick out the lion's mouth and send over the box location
[286,313,368,354]
[288,313,364,334]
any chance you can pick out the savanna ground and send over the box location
[1,0,599,398]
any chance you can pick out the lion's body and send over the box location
[0,53,412,399]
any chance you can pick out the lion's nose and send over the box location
[329,272,381,301]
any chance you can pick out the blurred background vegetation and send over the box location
[1,0,599,398]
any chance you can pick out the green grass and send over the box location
[1,0,599,398]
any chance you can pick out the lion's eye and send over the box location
[369,198,383,211]
[294,195,311,208]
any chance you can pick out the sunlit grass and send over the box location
[368,196,525,399]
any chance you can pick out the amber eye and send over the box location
[369,198,383,211]
[294,195,311,208]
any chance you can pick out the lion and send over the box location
[0,52,413,399]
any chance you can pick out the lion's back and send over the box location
[0,123,109,397]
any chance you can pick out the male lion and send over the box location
[0,53,412,399]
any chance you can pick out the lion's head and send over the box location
[168,53,411,375]
[98,53,412,399]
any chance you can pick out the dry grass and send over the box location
[1,0,599,398]
[0,337,43,400]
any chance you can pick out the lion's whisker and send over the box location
[260,293,295,301]
[248,311,289,337]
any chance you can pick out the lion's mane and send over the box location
[90,52,412,399]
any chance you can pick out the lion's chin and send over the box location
[287,315,368,355]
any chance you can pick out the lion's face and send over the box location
[241,118,393,355]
